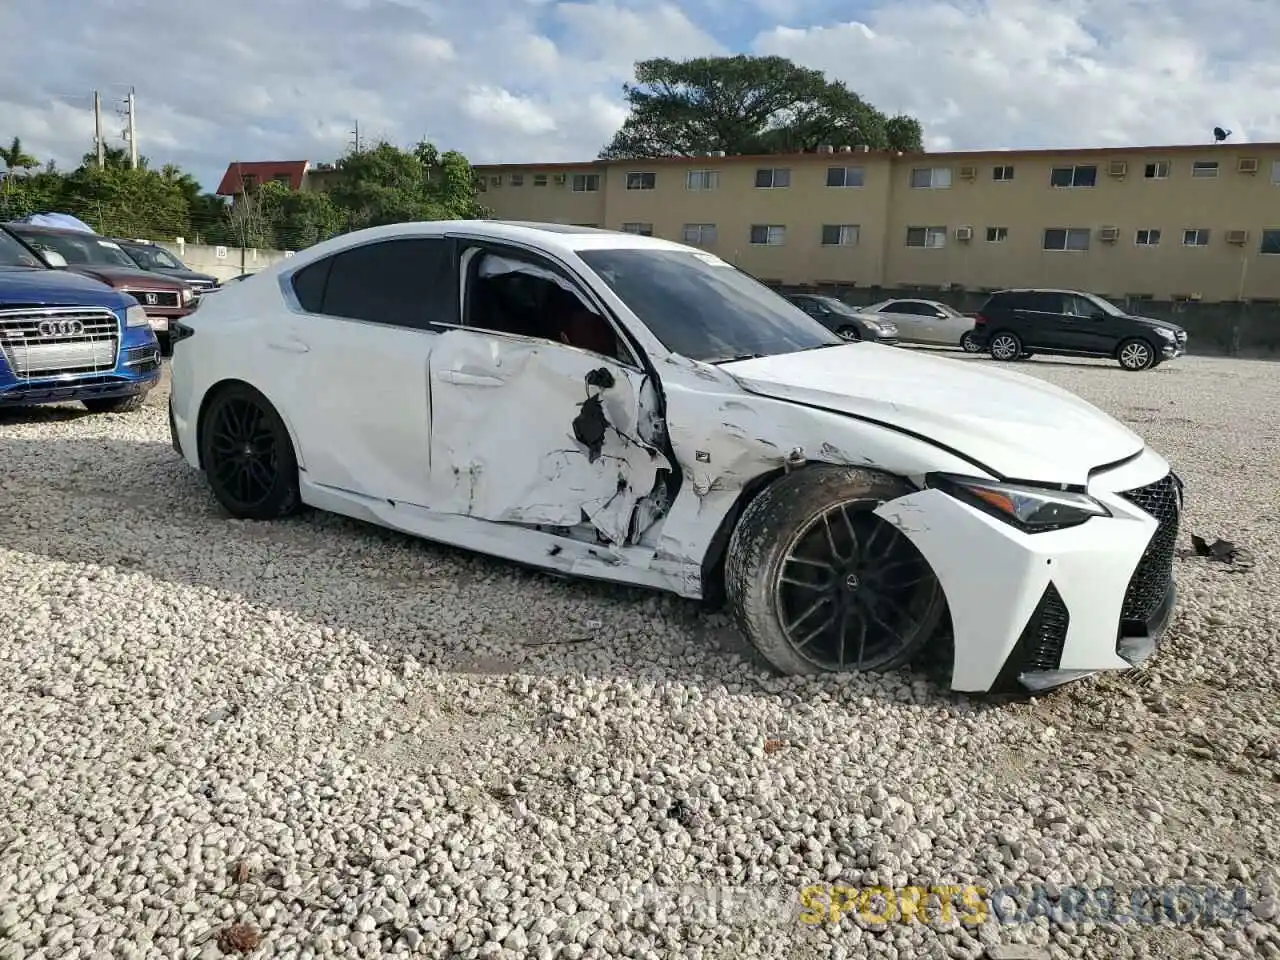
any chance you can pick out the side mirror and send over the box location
[42,249,68,269]
[1091,310,1108,320]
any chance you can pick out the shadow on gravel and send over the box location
[0,432,977,711]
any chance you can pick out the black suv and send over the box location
[970,289,1188,371]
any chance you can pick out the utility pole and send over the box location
[350,120,361,154]
[94,91,105,169]
[126,88,138,168]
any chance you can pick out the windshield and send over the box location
[937,302,965,317]
[11,229,137,268]
[814,296,862,317]
[1087,293,1127,317]
[125,244,184,270]
[0,229,44,268]
[577,248,841,362]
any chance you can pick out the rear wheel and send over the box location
[959,331,982,353]
[989,332,1022,361]
[836,325,862,342]
[83,394,147,414]
[1117,338,1155,371]
[199,383,301,520]
[726,466,947,676]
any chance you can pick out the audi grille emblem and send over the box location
[144,293,159,305]
[38,319,85,337]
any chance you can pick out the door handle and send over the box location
[266,336,310,354]
[438,370,503,387]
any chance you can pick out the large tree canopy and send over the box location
[600,55,924,159]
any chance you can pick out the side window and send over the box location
[464,247,630,364]
[895,302,928,316]
[290,257,331,313]
[316,238,456,328]
[1025,292,1064,313]
[1062,295,1095,317]
[880,300,906,313]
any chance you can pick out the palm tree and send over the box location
[0,137,38,175]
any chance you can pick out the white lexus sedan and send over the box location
[168,221,1183,694]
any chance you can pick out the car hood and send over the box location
[1130,315,1184,334]
[161,267,218,285]
[721,344,1145,485]
[0,265,130,309]
[68,265,186,288]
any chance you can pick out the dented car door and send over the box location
[426,247,671,545]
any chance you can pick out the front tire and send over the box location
[989,332,1022,361]
[836,325,862,342]
[1117,338,1155,371]
[725,466,947,676]
[83,394,147,414]
[199,383,301,520]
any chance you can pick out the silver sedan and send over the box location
[858,298,980,351]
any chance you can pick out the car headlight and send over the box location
[880,323,898,336]
[926,473,1111,532]
[862,321,883,334]
[1155,328,1175,341]
[181,287,194,305]
[125,304,150,328]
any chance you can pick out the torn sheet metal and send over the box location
[428,329,671,545]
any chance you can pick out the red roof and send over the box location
[215,161,309,196]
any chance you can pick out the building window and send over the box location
[826,166,865,188]
[533,174,548,187]
[905,226,947,248]
[1049,165,1097,188]
[682,223,716,245]
[750,224,786,245]
[992,165,1014,182]
[755,168,791,188]
[986,226,1008,242]
[1182,228,1211,246]
[621,222,653,236]
[1190,161,1219,179]
[686,170,718,191]
[510,174,524,187]
[910,167,952,189]
[1259,230,1280,255]
[1135,229,1161,246]
[625,171,656,191]
[1043,228,1091,251]
[571,174,601,192]
[1144,161,1170,180]
[820,224,859,246]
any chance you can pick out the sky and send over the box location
[2,0,1278,192]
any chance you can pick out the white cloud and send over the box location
[0,0,1277,192]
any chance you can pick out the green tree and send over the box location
[0,137,38,174]
[58,165,191,238]
[600,55,924,159]
[80,145,148,171]
[329,139,485,230]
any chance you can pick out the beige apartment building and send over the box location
[472,143,1280,301]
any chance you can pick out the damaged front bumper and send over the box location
[873,448,1182,694]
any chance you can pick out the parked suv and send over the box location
[0,226,161,412]
[4,223,196,339]
[112,238,219,296]
[970,289,1188,371]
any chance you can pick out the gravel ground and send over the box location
[1,354,1278,960]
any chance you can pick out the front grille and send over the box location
[1118,473,1181,623]
[0,307,120,380]
[130,289,180,308]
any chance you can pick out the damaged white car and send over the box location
[168,221,1183,694]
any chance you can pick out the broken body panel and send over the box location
[169,220,1179,693]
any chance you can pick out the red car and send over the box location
[4,223,196,338]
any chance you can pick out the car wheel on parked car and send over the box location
[1117,338,1156,371]
[836,325,862,342]
[989,332,1023,361]
[725,466,947,677]
[959,331,982,353]
[199,383,303,521]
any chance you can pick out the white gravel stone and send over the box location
[0,356,1278,959]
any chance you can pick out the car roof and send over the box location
[989,288,1092,296]
[304,219,701,257]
